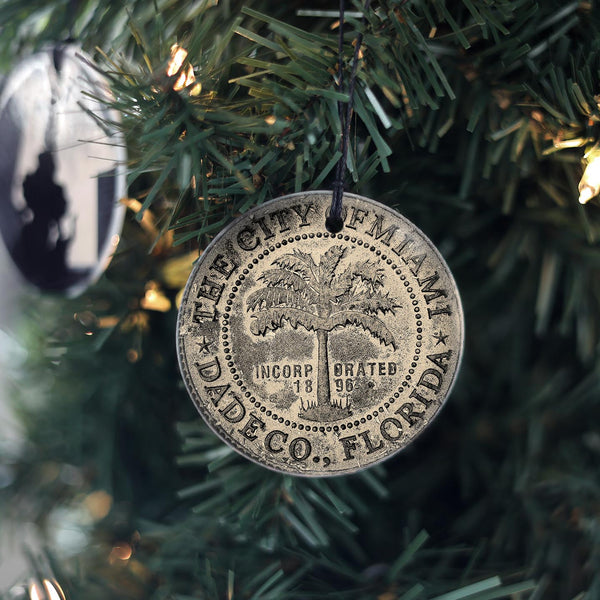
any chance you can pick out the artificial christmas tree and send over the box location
[1,1,599,599]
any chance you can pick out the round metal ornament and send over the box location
[177,191,464,476]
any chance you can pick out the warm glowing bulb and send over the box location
[579,185,595,204]
[167,45,188,77]
[43,579,66,600]
[579,154,600,204]
[167,44,199,92]
[29,582,43,600]
[109,543,133,563]
[84,489,113,520]
[140,284,171,312]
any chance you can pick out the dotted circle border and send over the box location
[220,231,423,431]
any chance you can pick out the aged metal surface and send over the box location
[177,192,464,476]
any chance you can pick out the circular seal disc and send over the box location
[177,191,464,476]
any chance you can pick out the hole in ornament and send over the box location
[325,215,344,233]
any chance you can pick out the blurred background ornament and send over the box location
[0,44,126,296]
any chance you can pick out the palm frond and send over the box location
[247,286,313,312]
[259,269,319,301]
[273,251,318,286]
[350,260,386,290]
[318,245,346,286]
[335,291,400,315]
[329,269,356,298]
[249,307,325,335]
[325,311,397,348]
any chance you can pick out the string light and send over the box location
[109,542,133,564]
[127,348,141,363]
[140,281,171,312]
[28,579,66,600]
[83,490,113,520]
[167,44,202,96]
[120,197,174,252]
[578,152,600,204]
[28,582,42,600]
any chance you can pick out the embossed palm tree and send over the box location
[247,245,400,407]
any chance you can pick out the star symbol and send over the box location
[433,330,448,345]
[197,336,212,353]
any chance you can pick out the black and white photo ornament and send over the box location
[0,44,126,296]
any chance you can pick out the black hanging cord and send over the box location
[326,0,371,233]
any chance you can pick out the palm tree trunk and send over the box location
[316,329,330,406]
